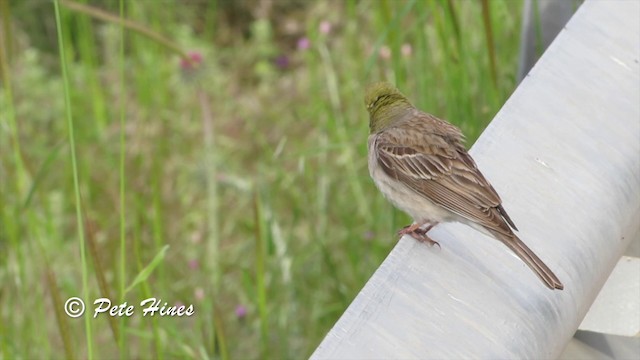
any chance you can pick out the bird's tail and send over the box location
[498,233,564,290]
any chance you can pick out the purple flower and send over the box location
[180,51,203,70]
[297,37,310,51]
[235,305,247,319]
[319,21,331,35]
[363,230,375,241]
[274,55,290,69]
[188,259,199,270]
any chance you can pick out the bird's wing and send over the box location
[375,118,517,235]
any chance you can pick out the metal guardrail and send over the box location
[311,1,640,358]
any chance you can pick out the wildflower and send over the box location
[401,43,412,58]
[188,259,199,270]
[274,55,290,69]
[194,287,205,301]
[379,45,391,61]
[180,51,203,70]
[180,51,204,83]
[363,230,375,241]
[235,305,247,319]
[297,37,310,50]
[319,21,331,35]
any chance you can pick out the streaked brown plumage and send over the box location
[365,82,563,290]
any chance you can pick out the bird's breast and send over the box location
[367,135,454,223]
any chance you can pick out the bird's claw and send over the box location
[398,223,440,247]
[409,230,440,247]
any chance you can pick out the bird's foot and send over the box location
[398,223,440,247]
[411,230,440,248]
[397,222,424,236]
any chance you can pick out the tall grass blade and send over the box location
[84,218,120,344]
[124,245,169,294]
[481,0,498,88]
[53,1,93,358]
[44,256,76,360]
[118,0,128,357]
[253,190,269,356]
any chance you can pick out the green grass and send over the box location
[1,0,523,358]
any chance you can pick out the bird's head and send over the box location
[364,82,413,133]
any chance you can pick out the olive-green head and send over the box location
[364,82,413,133]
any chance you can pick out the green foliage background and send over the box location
[1,0,524,358]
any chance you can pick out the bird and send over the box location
[365,81,564,290]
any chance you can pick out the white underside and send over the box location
[368,136,460,226]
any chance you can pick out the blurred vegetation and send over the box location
[1,0,523,358]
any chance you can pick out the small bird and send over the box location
[365,82,563,290]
